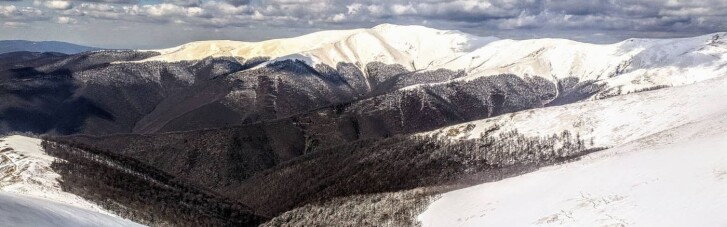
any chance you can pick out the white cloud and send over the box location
[330,13,345,22]
[35,0,73,10]
[56,15,76,23]
[0,5,19,17]
[2,21,28,28]
[0,4,47,22]
[390,4,415,16]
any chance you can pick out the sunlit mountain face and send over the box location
[1,0,726,226]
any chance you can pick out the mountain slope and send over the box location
[0,40,99,54]
[419,113,727,226]
[40,72,727,226]
[257,69,727,226]
[241,75,724,225]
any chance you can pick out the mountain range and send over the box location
[1,24,726,226]
[2,24,725,136]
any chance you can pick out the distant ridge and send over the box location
[0,40,99,54]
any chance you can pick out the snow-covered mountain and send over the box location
[137,24,727,96]
[0,40,99,54]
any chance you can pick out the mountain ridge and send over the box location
[134,24,727,97]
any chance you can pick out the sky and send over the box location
[1,0,726,49]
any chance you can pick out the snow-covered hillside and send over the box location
[424,74,727,150]
[136,24,727,96]
[0,136,142,226]
[418,114,727,226]
[417,73,727,226]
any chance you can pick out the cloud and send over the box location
[164,0,201,7]
[56,15,76,23]
[0,5,18,16]
[225,0,250,7]
[0,5,48,22]
[1,0,726,46]
[2,21,28,28]
[5,0,721,35]
[77,0,137,4]
[34,0,74,10]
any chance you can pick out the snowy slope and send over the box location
[418,114,727,226]
[135,24,727,96]
[424,74,727,150]
[0,193,143,227]
[0,135,143,226]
